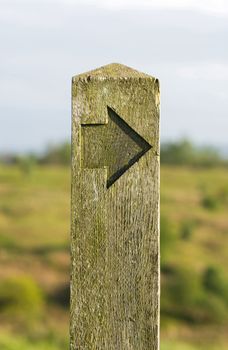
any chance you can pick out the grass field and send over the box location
[0,164,227,349]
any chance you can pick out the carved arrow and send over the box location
[81,106,152,188]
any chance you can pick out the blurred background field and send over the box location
[1,1,228,348]
[0,140,228,349]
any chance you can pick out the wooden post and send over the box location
[71,63,160,350]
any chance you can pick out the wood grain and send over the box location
[71,63,160,350]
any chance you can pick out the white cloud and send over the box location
[1,0,228,150]
[64,0,228,16]
[1,0,228,16]
[178,63,228,81]
[1,0,228,24]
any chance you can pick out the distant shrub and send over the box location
[161,139,225,167]
[217,186,228,205]
[203,266,228,303]
[201,194,219,210]
[16,155,37,175]
[41,142,71,166]
[160,215,176,265]
[0,234,18,251]
[162,265,228,324]
[180,220,195,240]
[48,283,70,308]
[165,268,202,306]
[161,267,204,323]
[0,276,44,323]
[196,293,228,323]
[161,140,195,165]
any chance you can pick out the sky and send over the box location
[0,0,228,153]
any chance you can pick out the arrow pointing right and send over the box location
[81,106,152,188]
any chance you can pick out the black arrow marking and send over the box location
[81,106,152,188]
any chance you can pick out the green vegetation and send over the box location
[180,219,196,240]
[160,165,228,348]
[161,139,227,166]
[0,151,228,348]
[0,164,70,348]
[203,267,228,304]
[0,332,68,350]
[1,139,227,168]
[16,154,37,175]
[0,276,44,321]
[160,215,177,264]
[41,142,71,165]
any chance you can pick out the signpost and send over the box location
[71,63,160,349]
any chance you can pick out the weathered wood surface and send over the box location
[71,63,160,350]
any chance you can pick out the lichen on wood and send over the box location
[71,63,160,350]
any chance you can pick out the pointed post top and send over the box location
[72,63,156,81]
[71,62,160,349]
